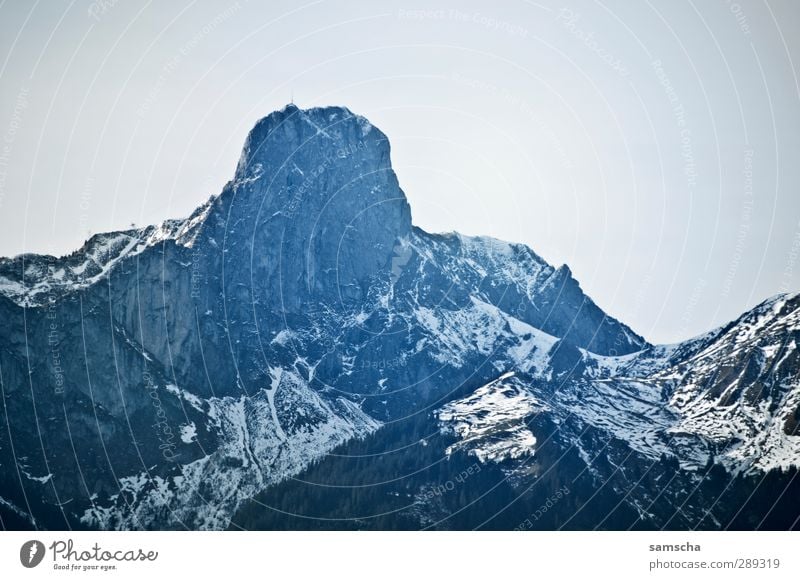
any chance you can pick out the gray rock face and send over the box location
[0,105,795,531]
[220,104,412,309]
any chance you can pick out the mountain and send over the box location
[0,105,797,531]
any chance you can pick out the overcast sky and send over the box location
[0,0,798,343]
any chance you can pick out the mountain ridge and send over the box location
[0,105,797,531]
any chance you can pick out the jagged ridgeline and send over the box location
[0,105,798,531]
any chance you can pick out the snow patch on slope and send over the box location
[414,296,557,376]
[437,372,545,464]
[80,369,381,530]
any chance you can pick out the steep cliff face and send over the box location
[220,104,413,309]
[0,105,796,531]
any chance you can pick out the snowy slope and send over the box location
[437,372,546,464]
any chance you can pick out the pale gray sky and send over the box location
[0,0,798,343]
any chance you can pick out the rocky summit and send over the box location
[0,105,798,531]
